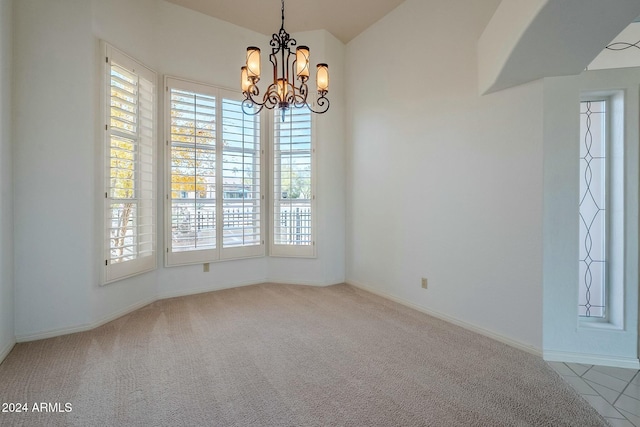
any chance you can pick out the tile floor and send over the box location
[549,361,640,426]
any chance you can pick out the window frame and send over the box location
[102,42,157,284]
[578,90,625,329]
[164,76,265,267]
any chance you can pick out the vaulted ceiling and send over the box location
[478,0,640,94]
[165,0,406,44]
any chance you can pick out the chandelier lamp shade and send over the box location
[240,0,330,119]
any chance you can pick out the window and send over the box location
[578,92,624,326]
[103,43,157,283]
[271,106,315,257]
[165,77,263,266]
[578,99,607,318]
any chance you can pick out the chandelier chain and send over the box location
[281,0,285,31]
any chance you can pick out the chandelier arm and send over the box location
[291,57,298,87]
[243,80,285,114]
[243,85,261,104]
[305,94,330,114]
[290,59,299,105]
[264,84,281,109]
[270,34,280,56]
[292,81,309,108]
[281,34,295,93]
[285,81,297,105]
[248,82,260,97]
[269,34,280,88]
[241,99,263,115]
[285,48,294,98]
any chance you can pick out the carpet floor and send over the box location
[0,283,607,426]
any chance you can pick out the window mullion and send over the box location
[215,89,223,253]
[242,112,247,244]
[193,93,199,250]
[134,73,141,259]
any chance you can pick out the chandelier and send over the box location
[240,0,330,119]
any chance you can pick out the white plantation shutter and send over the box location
[104,43,157,283]
[271,106,315,257]
[221,94,262,259]
[165,78,264,266]
[167,80,218,265]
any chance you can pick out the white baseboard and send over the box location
[347,280,542,357]
[158,279,341,301]
[0,338,16,364]
[157,279,267,300]
[266,279,340,287]
[17,323,93,343]
[16,280,338,342]
[544,350,640,370]
[92,296,158,331]
[16,296,156,343]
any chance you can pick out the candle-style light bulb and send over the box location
[277,78,288,101]
[296,46,310,79]
[316,63,329,93]
[241,66,250,93]
[246,47,261,81]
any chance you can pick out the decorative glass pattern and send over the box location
[578,100,607,318]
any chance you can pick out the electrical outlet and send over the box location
[203,263,210,273]
[421,278,428,289]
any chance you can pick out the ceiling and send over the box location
[165,0,406,44]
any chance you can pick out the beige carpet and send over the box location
[0,283,607,426]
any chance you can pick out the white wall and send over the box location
[14,0,95,339]
[346,0,544,351]
[13,0,346,340]
[0,0,15,361]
